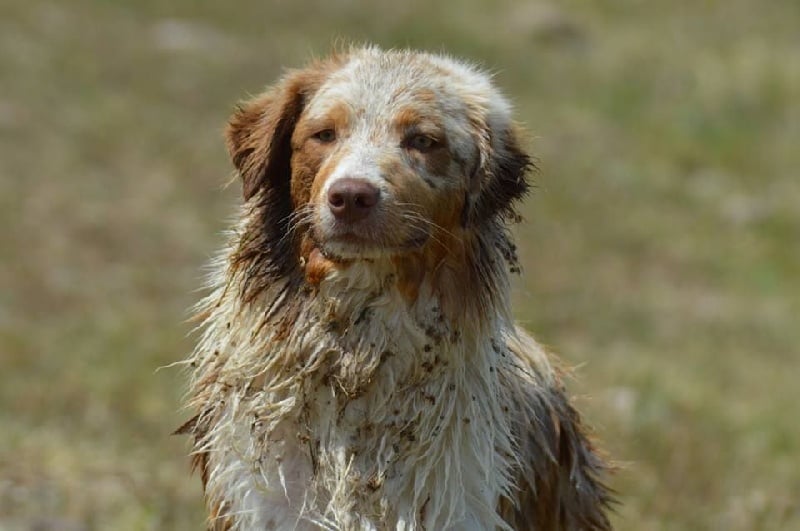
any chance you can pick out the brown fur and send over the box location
[226,57,344,302]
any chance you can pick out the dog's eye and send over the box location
[407,134,438,152]
[313,129,336,143]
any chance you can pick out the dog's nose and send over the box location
[327,178,380,222]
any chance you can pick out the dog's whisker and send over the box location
[398,210,463,254]
[395,202,461,241]
[275,207,315,246]
[399,213,454,254]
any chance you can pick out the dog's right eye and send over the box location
[405,134,439,153]
[312,129,336,143]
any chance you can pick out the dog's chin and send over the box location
[316,231,429,262]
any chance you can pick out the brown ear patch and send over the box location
[225,61,340,201]
[225,59,342,301]
[470,126,534,225]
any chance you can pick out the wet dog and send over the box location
[180,47,612,530]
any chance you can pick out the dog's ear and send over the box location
[225,64,333,201]
[464,115,533,226]
[225,61,338,299]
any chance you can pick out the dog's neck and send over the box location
[305,219,517,321]
[190,227,521,529]
[193,217,520,403]
[301,261,515,529]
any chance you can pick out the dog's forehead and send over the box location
[303,50,504,127]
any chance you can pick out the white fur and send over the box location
[188,241,543,529]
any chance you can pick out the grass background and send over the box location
[1,0,798,529]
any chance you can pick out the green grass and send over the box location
[1,0,798,529]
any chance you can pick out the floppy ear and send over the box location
[464,119,533,226]
[226,66,331,201]
[225,63,335,298]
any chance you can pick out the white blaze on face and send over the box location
[318,144,390,231]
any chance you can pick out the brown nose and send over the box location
[327,178,380,222]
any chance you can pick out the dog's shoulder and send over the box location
[498,327,615,530]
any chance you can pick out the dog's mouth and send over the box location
[302,229,429,286]
[314,226,430,262]
[305,194,434,263]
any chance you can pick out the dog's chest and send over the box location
[217,281,511,529]
[295,288,458,486]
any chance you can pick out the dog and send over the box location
[180,46,613,530]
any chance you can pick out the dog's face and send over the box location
[291,66,470,260]
[226,49,530,283]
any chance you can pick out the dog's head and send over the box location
[226,48,531,289]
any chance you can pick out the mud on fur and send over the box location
[179,46,614,530]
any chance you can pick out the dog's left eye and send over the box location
[313,129,336,143]
[406,134,438,152]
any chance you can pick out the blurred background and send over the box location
[1,0,798,529]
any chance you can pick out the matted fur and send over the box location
[180,47,613,530]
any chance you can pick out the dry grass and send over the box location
[1,0,798,529]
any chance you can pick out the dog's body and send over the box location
[182,47,612,530]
